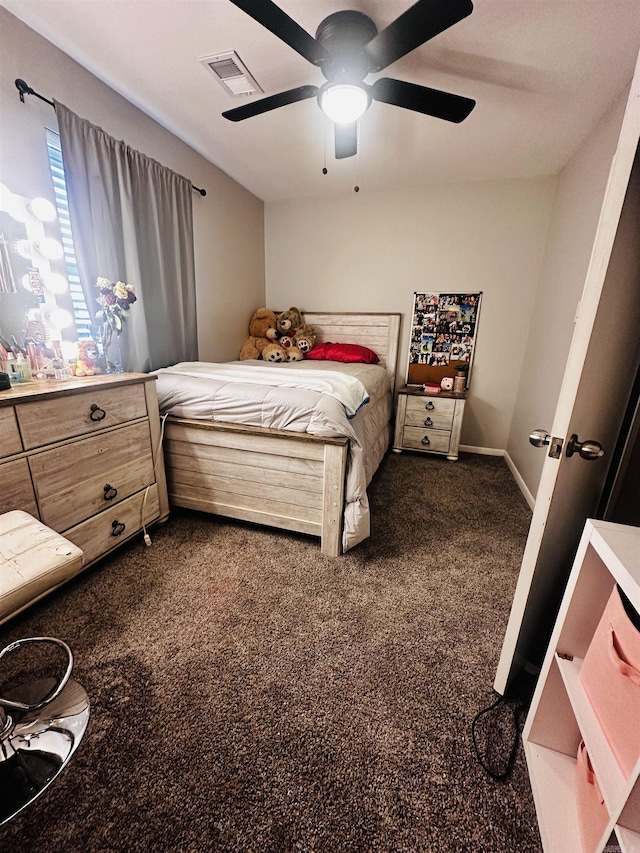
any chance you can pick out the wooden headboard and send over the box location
[302,312,401,392]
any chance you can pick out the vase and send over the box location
[103,336,123,374]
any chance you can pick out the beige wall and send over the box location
[265,177,556,451]
[505,89,629,499]
[0,8,265,362]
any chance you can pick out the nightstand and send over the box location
[392,385,466,461]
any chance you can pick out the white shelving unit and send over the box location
[523,519,640,852]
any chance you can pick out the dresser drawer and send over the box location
[0,458,39,517]
[28,420,155,532]
[64,484,160,566]
[404,395,455,430]
[15,383,148,450]
[401,426,452,454]
[0,407,23,458]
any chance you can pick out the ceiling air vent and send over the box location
[200,51,263,97]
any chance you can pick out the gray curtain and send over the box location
[54,101,198,372]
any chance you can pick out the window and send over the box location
[46,129,91,339]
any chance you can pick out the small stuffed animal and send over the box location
[278,318,316,360]
[274,307,304,342]
[239,308,278,360]
[262,342,288,362]
[75,340,100,376]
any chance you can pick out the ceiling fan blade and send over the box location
[229,0,327,65]
[335,122,358,159]
[223,85,318,121]
[372,77,475,123]
[361,0,474,72]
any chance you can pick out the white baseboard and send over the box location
[503,451,535,509]
[460,445,535,510]
[459,444,503,456]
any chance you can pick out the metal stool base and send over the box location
[1,674,90,824]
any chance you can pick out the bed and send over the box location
[154,312,401,556]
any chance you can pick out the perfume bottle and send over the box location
[15,353,32,382]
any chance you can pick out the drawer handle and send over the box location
[111,520,126,537]
[424,417,433,427]
[421,435,431,446]
[425,401,435,411]
[90,403,106,422]
[103,484,118,501]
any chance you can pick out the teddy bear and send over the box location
[261,342,288,362]
[274,307,304,343]
[266,307,317,361]
[75,340,100,376]
[239,308,279,360]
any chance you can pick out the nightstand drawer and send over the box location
[401,426,451,453]
[64,484,160,565]
[16,383,147,450]
[404,395,455,430]
[29,421,155,532]
[0,408,23,458]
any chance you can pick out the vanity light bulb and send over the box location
[60,340,77,361]
[35,238,64,260]
[21,273,33,291]
[44,272,68,294]
[6,193,29,223]
[29,197,57,222]
[48,307,73,329]
[16,239,32,260]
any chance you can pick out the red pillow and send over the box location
[305,342,380,364]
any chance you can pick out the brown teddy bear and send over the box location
[239,308,279,360]
[262,342,288,362]
[274,307,304,343]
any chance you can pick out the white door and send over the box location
[494,56,640,696]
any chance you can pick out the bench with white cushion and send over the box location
[0,510,84,625]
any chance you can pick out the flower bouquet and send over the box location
[95,277,136,371]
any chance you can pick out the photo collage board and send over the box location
[406,291,482,387]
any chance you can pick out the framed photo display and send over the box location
[406,291,482,387]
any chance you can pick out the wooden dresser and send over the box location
[0,373,169,568]
[392,385,466,461]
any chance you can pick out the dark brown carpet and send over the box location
[0,451,542,852]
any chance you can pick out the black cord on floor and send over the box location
[471,671,537,781]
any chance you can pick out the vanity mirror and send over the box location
[0,184,80,371]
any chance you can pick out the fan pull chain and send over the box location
[322,116,328,175]
[354,121,360,192]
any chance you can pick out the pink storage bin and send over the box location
[579,585,640,778]
[575,740,609,853]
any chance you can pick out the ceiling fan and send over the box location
[222,0,476,159]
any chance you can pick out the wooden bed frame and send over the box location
[163,312,401,556]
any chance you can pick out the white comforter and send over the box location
[157,361,371,418]
[153,359,392,551]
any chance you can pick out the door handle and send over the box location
[529,430,551,448]
[566,434,605,460]
[529,429,564,459]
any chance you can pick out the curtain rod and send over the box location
[15,78,207,197]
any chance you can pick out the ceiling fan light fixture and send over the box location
[319,83,369,124]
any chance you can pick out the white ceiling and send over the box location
[4,0,640,201]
